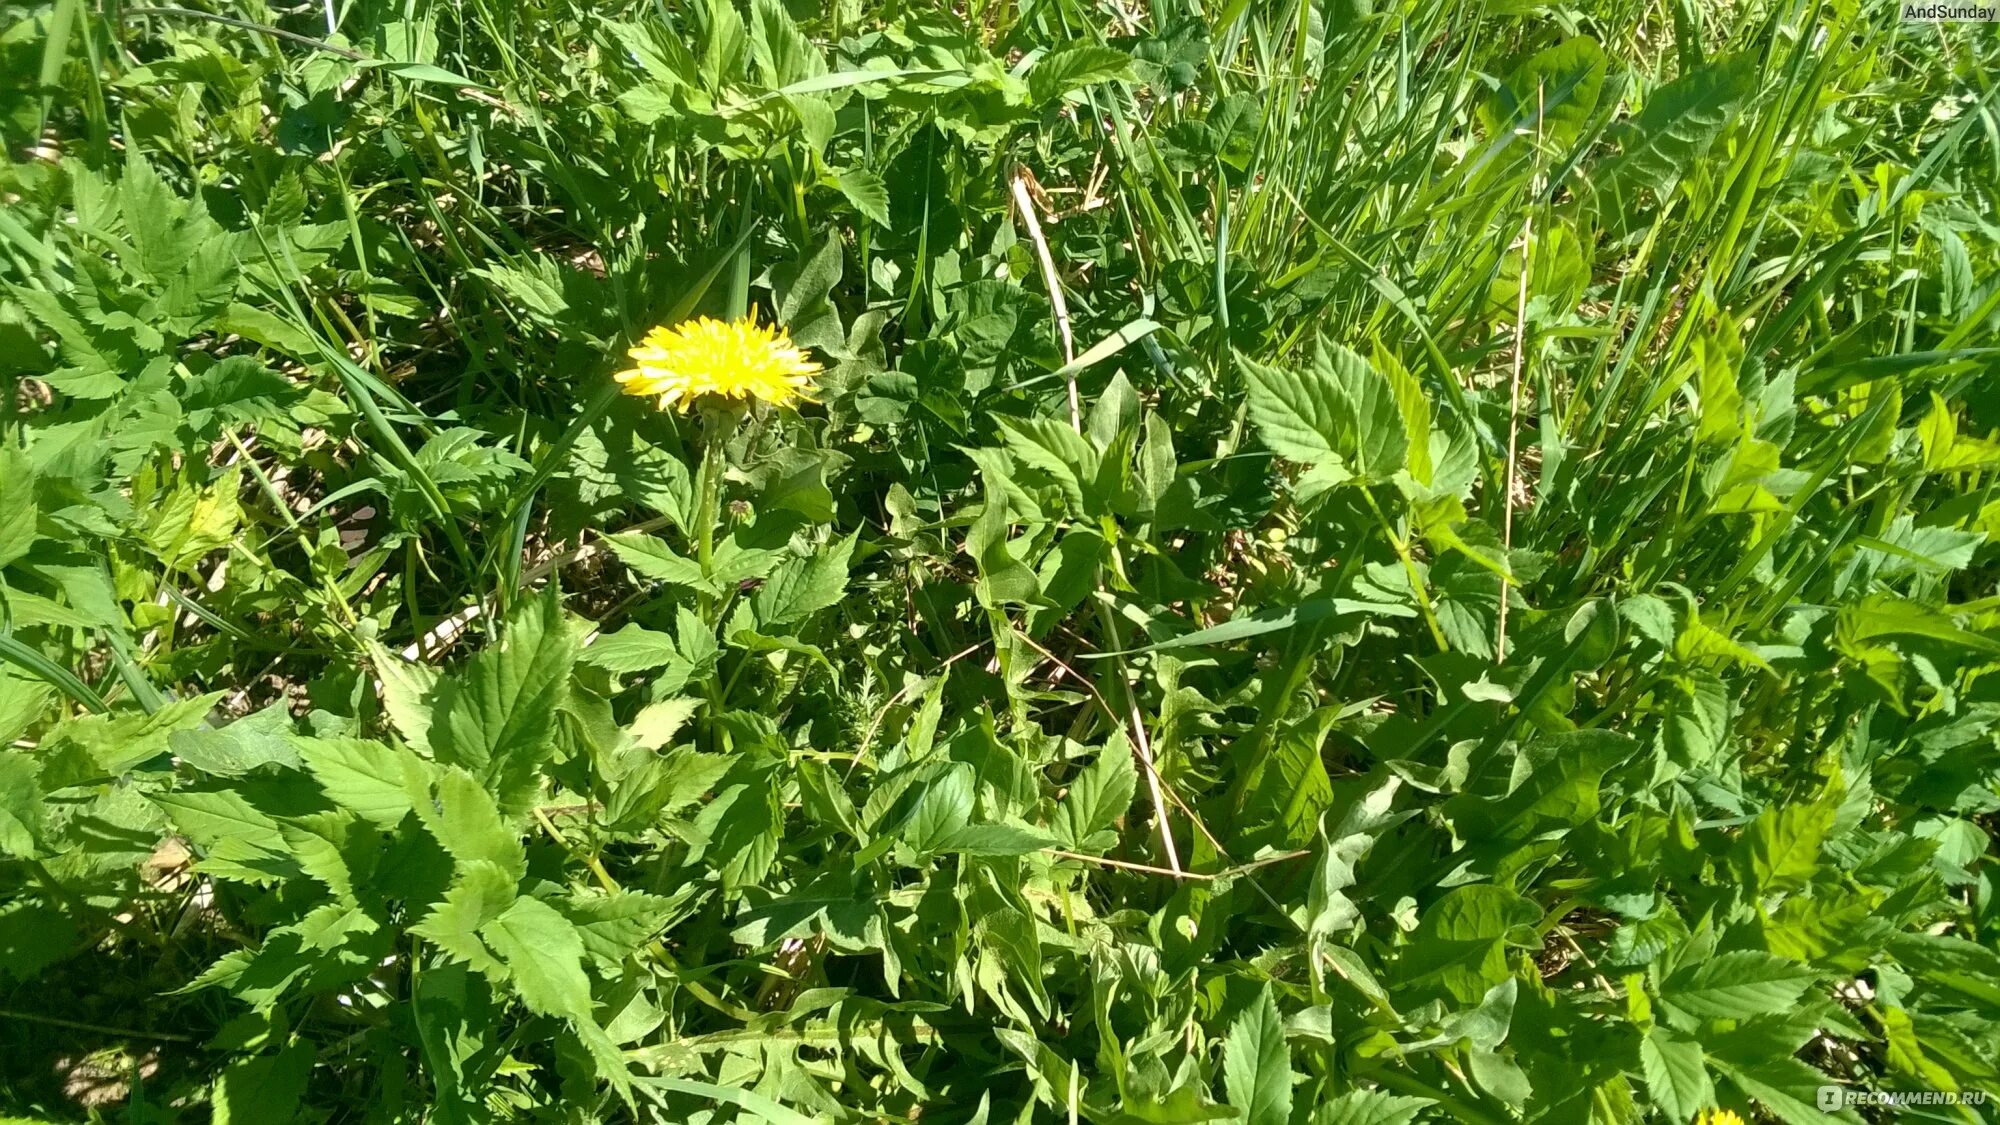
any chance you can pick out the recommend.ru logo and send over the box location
[1817,1087,1991,1112]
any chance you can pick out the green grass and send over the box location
[1,0,1998,1121]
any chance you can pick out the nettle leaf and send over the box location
[58,692,224,775]
[1055,735,1135,851]
[748,532,857,631]
[579,623,682,674]
[141,465,244,572]
[1639,1027,1714,1122]
[1312,1090,1435,1125]
[429,588,580,814]
[1224,983,1293,1125]
[371,644,440,755]
[898,761,974,856]
[606,533,712,592]
[1735,797,1834,895]
[1240,341,1406,483]
[1662,669,1728,771]
[997,415,1100,516]
[834,168,890,226]
[582,610,719,697]
[0,446,38,569]
[1603,51,1758,198]
[180,356,302,438]
[420,767,528,882]
[1659,950,1816,1021]
[170,705,302,776]
[1619,593,1680,648]
[471,257,574,323]
[749,0,824,89]
[481,896,591,1016]
[120,152,223,283]
[411,859,517,976]
[478,896,633,1098]
[561,888,692,968]
[0,754,44,857]
[151,785,299,885]
[1027,43,1132,104]
[212,1042,314,1125]
[294,735,430,830]
[691,764,782,890]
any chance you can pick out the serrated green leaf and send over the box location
[430,589,579,813]
[295,735,429,829]
[750,532,856,630]
[1240,342,1406,482]
[1639,1028,1714,1122]
[1225,984,1293,1125]
[1027,43,1132,104]
[1056,735,1135,851]
[422,767,527,882]
[1660,950,1816,1021]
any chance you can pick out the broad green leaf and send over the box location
[997,415,1098,516]
[1027,43,1131,104]
[1483,37,1608,147]
[169,706,302,776]
[1660,950,1815,1021]
[1224,984,1293,1125]
[480,895,593,1019]
[898,761,974,855]
[295,735,429,829]
[0,446,36,569]
[0,754,42,856]
[413,859,517,976]
[1312,1090,1435,1125]
[180,356,301,436]
[579,623,682,674]
[607,534,713,592]
[1639,1028,1714,1122]
[773,232,844,357]
[1403,885,1538,1003]
[142,466,244,572]
[369,643,439,755]
[422,767,527,882]
[750,532,857,630]
[430,589,579,813]
[213,1043,314,1125]
[1056,735,1135,851]
[562,889,689,968]
[834,168,890,226]
[1604,52,1758,197]
[1240,342,1406,482]
[1737,798,1834,895]
[1236,717,1334,851]
[1124,594,1413,654]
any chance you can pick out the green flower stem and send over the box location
[694,402,744,747]
[693,403,742,617]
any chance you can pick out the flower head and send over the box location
[1695,1110,1745,1125]
[614,312,821,413]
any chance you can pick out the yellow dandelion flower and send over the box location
[1694,1109,1745,1125]
[614,312,821,413]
